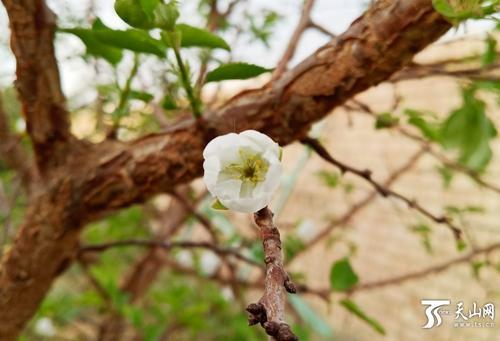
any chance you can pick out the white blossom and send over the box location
[203,130,282,213]
[35,317,56,337]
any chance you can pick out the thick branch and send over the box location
[247,207,298,341]
[1,0,73,172]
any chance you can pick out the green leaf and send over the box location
[432,0,499,20]
[482,35,497,66]
[440,86,497,172]
[288,295,333,337]
[140,0,160,18]
[329,258,359,291]
[340,299,386,335]
[92,23,165,56]
[211,199,228,210]
[171,24,230,50]
[161,94,178,110]
[205,63,271,83]
[316,170,339,188]
[456,239,467,252]
[375,112,399,129]
[404,109,441,142]
[59,28,123,65]
[471,260,486,279]
[436,166,454,189]
[284,235,306,261]
[129,90,154,102]
[410,223,433,254]
[115,0,154,29]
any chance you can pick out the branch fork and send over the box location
[246,207,298,341]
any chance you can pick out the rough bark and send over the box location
[247,207,298,341]
[0,0,451,339]
[1,0,74,173]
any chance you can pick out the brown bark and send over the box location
[0,0,451,339]
[0,96,36,189]
[247,207,298,341]
[1,0,75,173]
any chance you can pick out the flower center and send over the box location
[221,148,269,185]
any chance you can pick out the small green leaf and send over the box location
[115,0,154,29]
[436,166,454,189]
[211,199,228,210]
[482,35,497,66]
[410,223,433,254]
[316,170,339,188]
[205,63,271,83]
[161,94,178,110]
[329,258,359,291]
[405,109,441,142]
[456,239,467,252]
[375,112,399,129]
[164,24,230,50]
[340,299,386,335]
[129,90,154,102]
[59,28,123,65]
[471,260,486,279]
[284,235,306,261]
[278,147,283,161]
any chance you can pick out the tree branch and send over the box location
[0,95,36,189]
[1,0,74,173]
[79,239,260,267]
[351,241,500,292]
[292,147,426,261]
[302,137,462,240]
[272,0,316,79]
[247,207,298,341]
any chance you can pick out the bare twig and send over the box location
[302,137,462,240]
[79,239,261,268]
[293,148,426,260]
[272,0,316,79]
[247,207,298,341]
[352,241,500,292]
[308,20,336,38]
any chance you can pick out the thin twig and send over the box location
[302,137,462,240]
[79,239,261,268]
[246,207,298,341]
[351,241,500,292]
[272,0,316,80]
[292,148,426,261]
[349,100,500,195]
